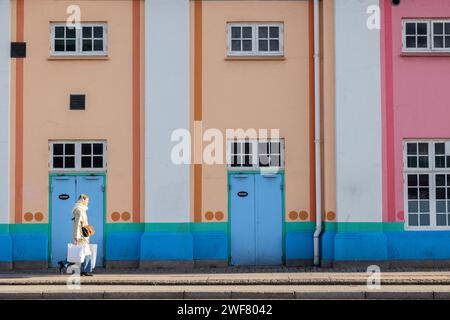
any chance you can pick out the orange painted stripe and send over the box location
[194,0,203,222]
[132,0,141,223]
[308,0,316,222]
[15,0,24,224]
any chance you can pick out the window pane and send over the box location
[406,36,416,48]
[271,142,280,154]
[81,156,91,168]
[434,36,444,48]
[258,142,268,154]
[242,27,252,38]
[83,40,92,51]
[408,201,418,213]
[405,23,416,35]
[417,23,428,35]
[437,188,446,200]
[94,26,103,38]
[66,40,76,52]
[447,156,450,168]
[55,40,65,52]
[269,26,279,38]
[435,143,445,154]
[232,155,239,167]
[408,174,418,186]
[446,23,450,34]
[232,142,241,155]
[407,143,417,155]
[417,36,428,48]
[231,27,241,39]
[418,156,428,168]
[82,27,92,38]
[82,144,92,155]
[93,156,103,168]
[437,214,447,226]
[271,155,280,167]
[94,40,103,51]
[419,188,429,200]
[243,155,252,167]
[258,40,268,52]
[242,40,252,51]
[419,174,429,186]
[436,174,446,186]
[419,214,430,226]
[53,156,63,168]
[93,144,103,155]
[434,22,444,35]
[244,142,252,154]
[53,144,63,155]
[231,40,241,51]
[269,40,279,51]
[420,201,429,212]
[66,27,76,38]
[55,26,65,38]
[409,214,419,226]
[447,175,450,186]
[65,144,75,155]
[259,155,270,167]
[407,156,417,168]
[408,188,418,200]
[65,156,75,168]
[436,156,445,168]
[258,26,268,39]
[437,201,446,213]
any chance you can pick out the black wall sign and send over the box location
[237,191,248,197]
[58,194,70,200]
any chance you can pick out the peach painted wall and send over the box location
[12,0,142,224]
[200,1,313,223]
[385,0,450,222]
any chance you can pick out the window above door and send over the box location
[227,139,285,170]
[50,23,108,56]
[49,141,107,172]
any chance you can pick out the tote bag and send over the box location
[67,244,85,263]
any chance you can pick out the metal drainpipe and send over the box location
[313,0,322,267]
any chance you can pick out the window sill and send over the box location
[225,56,286,61]
[47,55,109,61]
[401,52,450,57]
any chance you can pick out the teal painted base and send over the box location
[0,233,12,262]
[140,232,194,261]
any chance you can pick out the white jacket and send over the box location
[72,202,91,256]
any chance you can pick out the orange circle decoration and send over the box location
[34,212,44,222]
[111,212,121,222]
[24,212,34,222]
[205,211,214,221]
[326,211,337,221]
[215,211,224,221]
[288,211,299,220]
[299,211,309,221]
[121,212,131,221]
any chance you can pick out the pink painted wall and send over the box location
[383,0,450,222]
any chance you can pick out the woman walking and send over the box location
[58,194,94,276]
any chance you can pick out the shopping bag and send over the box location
[89,244,98,269]
[67,243,85,263]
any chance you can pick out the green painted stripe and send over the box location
[190,222,228,233]
[382,222,405,232]
[9,224,49,233]
[285,222,315,232]
[105,223,144,233]
[144,223,191,233]
[0,224,9,233]
[323,222,405,232]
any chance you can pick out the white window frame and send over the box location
[431,20,450,51]
[49,141,107,172]
[50,23,108,56]
[403,140,450,230]
[227,23,284,57]
[402,19,450,53]
[227,139,285,171]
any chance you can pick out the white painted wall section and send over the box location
[145,0,191,223]
[335,0,382,223]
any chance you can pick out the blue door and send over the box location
[51,175,104,267]
[230,173,283,266]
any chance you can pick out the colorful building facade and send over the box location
[1,0,450,270]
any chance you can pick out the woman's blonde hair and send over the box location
[78,194,89,201]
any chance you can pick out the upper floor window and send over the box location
[227,23,284,57]
[51,23,107,56]
[403,19,450,53]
